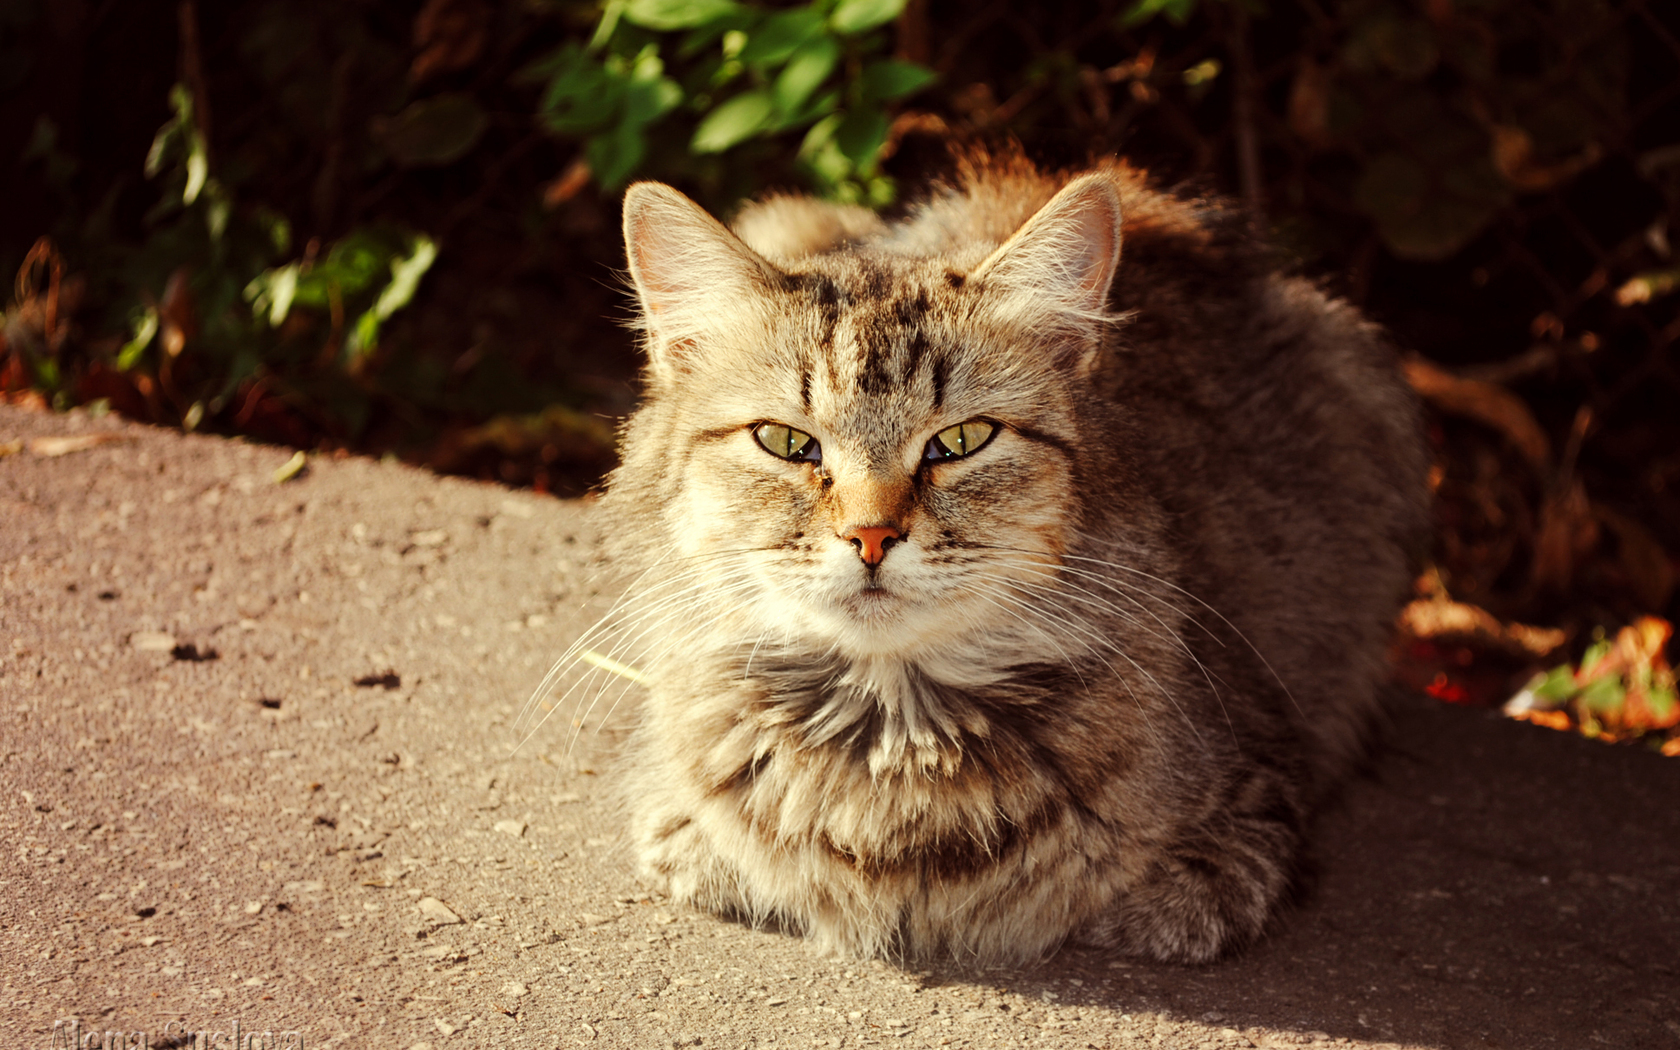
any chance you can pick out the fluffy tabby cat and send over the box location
[549,153,1426,965]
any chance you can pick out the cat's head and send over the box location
[614,176,1126,664]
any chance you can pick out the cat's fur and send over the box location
[576,153,1426,965]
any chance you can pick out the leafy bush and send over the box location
[527,0,935,204]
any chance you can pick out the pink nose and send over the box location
[844,525,902,566]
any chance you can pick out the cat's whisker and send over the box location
[978,555,1185,652]
[523,559,766,754]
[516,540,695,735]
[980,558,1238,745]
[963,542,1207,644]
[1063,548,1302,720]
[562,573,765,750]
[971,576,1192,750]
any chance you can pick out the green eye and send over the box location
[924,420,996,462]
[753,422,822,463]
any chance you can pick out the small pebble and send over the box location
[417,897,462,925]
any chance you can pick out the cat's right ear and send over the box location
[968,174,1122,363]
[622,182,783,379]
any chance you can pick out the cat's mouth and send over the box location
[842,583,901,617]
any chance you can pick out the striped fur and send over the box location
[581,154,1427,965]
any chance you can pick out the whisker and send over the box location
[979,558,1236,743]
[970,575,1196,749]
[1064,546,1300,718]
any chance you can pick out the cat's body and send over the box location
[581,155,1426,964]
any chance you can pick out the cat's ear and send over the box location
[970,173,1122,323]
[622,182,783,377]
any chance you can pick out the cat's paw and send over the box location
[632,806,748,916]
[1080,834,1294,963]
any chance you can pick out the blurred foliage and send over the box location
[1506,617,1680,754]
[1313,0,1628,261]
[526,0,935,204]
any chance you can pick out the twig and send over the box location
[1227,3,1264,220]
[177,1,212,163]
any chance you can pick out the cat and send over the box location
[550,151,1427,965]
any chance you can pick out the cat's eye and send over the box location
[753,422,822,463]
[923,420,996,462]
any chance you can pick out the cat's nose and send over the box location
[843,525,903,566]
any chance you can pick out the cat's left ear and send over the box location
[970,173,1122,329]
[622,181,784,379]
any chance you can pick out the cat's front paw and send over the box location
[632,806,747,917]
[1081,832,1295,963]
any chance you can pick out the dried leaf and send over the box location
[1504,617,1679,740]
[1615,267,1680,306]
[1402,355,1551,474]
[159,267,196,358]
[1398,594,1567,658]
[1490,124,1602,193]
[272,450,307,483]
[1531,479,1598,597]
[411,0,490,85]
[542,158,593,208]
[375,94,488,168]
[1509,708,1572,732]
[29,433,127,457]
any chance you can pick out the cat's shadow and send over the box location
[912,691,1680,1049]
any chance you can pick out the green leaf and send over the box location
[31,357,61,392]
[800,112,843,152]
[1581,640,1613,677]
[623,52,684,126]
[625,0,743,31]
[348,309,382,365]
[692,89,776,152]
[738,9,826,66]
[773,37,840,115]
[205,190,230,245]
[1121,0,1198,28]
[342,237,436,367]
[536,43,625,135]
[372,237,438,323]
[117,309,158,371]
[183,143,208,204]
[1531,665,1579,703]
[834,107,889,169]
[291,231,402,309]
[588,117,654,188]
[590,0,628,51]
[256,208,292,255]
[145,83,195,179]
[1353,151,1508,262]
[859,59,935,103]
[1578,672,1627,716]
[246,263,301,327]
[830,0,905,35]
[377,93,489,168]
[1647,684,1677,725]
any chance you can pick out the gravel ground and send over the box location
[2,402,1678,1050]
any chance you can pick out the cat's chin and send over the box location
[834,588,909,634]
[820,587,986,663]
[800,586,923,654]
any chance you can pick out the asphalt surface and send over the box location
[2,401,1677,1050]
